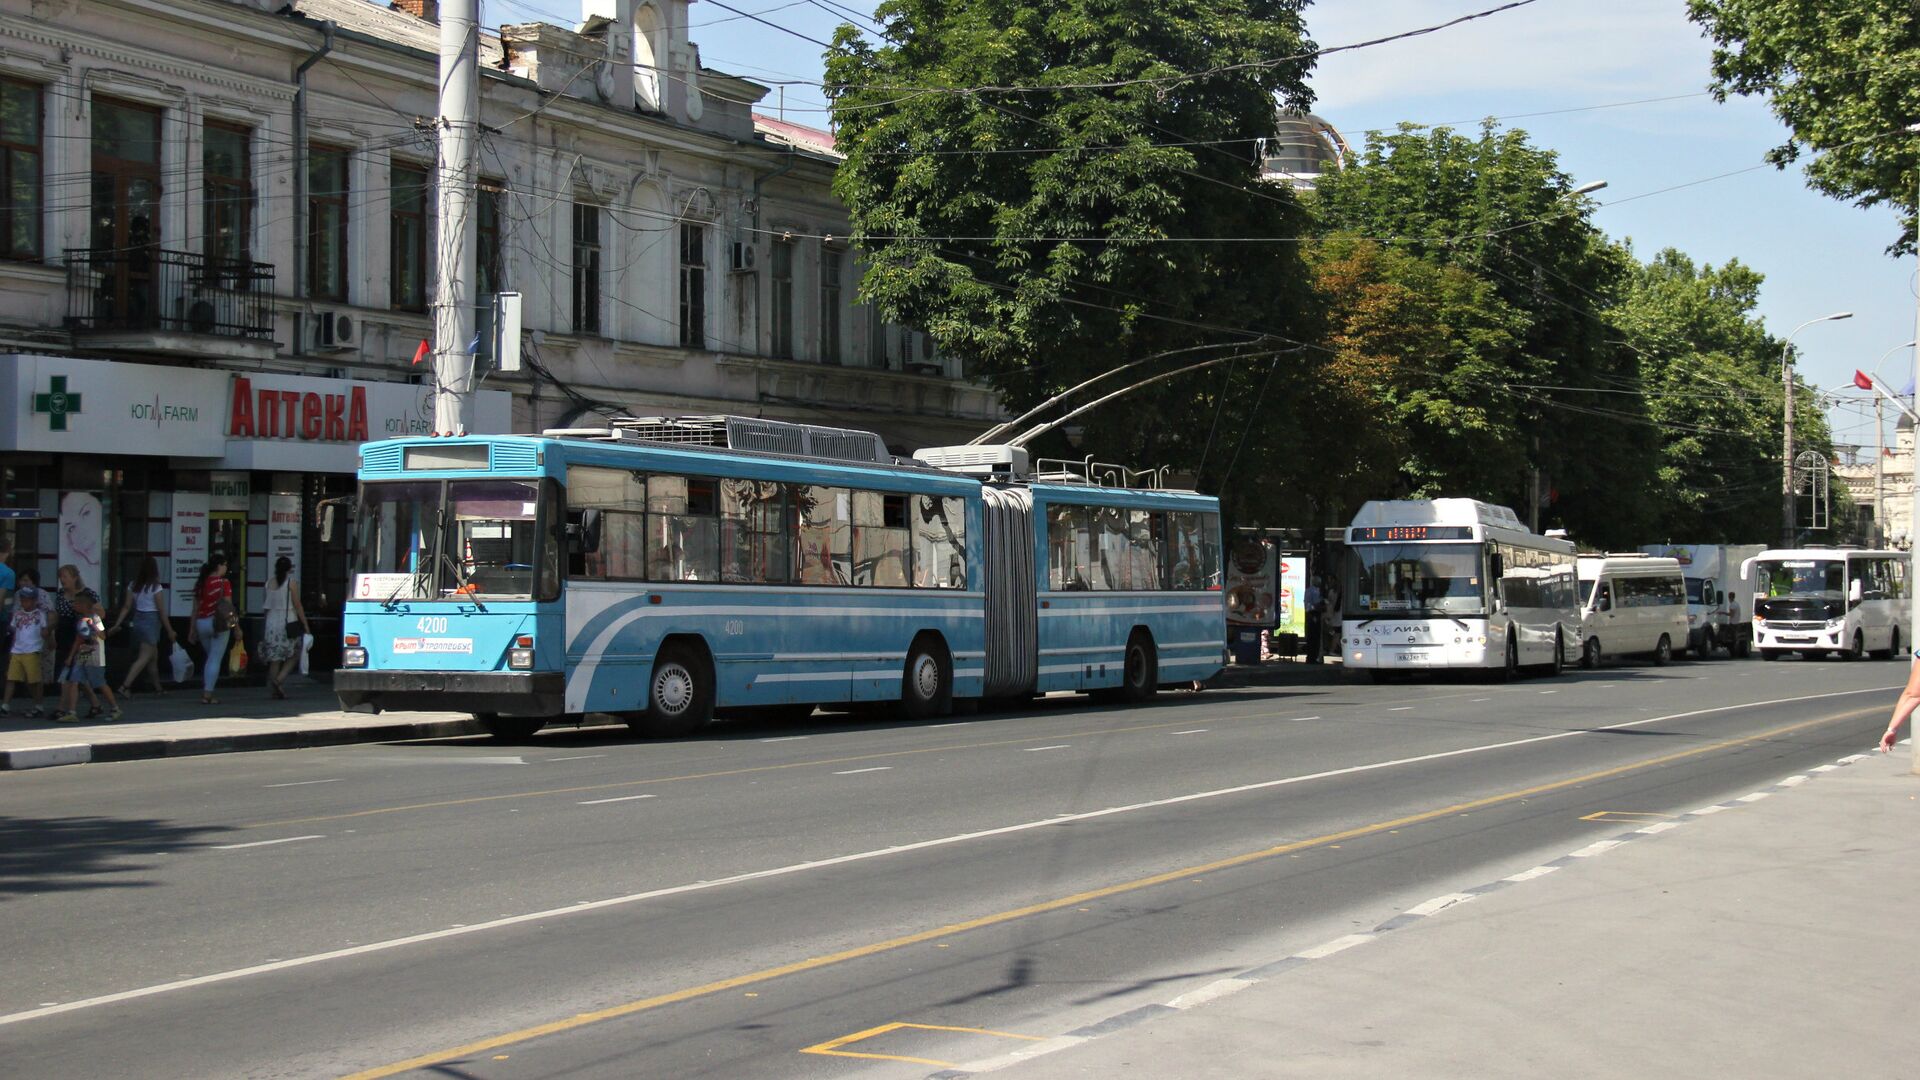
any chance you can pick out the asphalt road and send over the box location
[0,654,1902,1079]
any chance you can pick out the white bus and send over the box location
[1340,499,1579,680]
[1744,547,1911,661]
[1574,555,1690,667]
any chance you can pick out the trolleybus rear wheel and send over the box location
[632,644,714,738]
[476,713,546,741]
[901,636,953,721]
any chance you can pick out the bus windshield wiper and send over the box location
[381,573,420,610]
[439,550,487,611]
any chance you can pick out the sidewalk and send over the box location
[0,677,478,770]
[961,747,1920,1079]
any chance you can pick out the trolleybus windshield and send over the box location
[354,478,558,600]
[1346,543,1486,617]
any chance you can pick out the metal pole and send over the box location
[1908,127,1920,773]
[433,0,479,435]
[1877,395,1886,545]
[1782,337,1797,546]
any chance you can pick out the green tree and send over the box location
[1311,123,1658,546]
[824,0,1320,473]
[1688,0,1920,254]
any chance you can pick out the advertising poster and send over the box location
[1277,554,1308,639]
[268,495,302,582]
[170,493,210,618]
[1225,539,1278,627]
[58,491,103,588]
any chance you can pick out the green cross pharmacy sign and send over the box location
[32,375,81,431]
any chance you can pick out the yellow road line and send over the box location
[798,1020,1044,1067]
[337,704,1875,1079]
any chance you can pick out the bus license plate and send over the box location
[1397,651,1423,663]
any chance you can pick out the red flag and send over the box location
[1855,369,1874,391]
[411,339,431,366]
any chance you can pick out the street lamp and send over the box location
[1570,180,1609,196]
[1781,311,1853,546]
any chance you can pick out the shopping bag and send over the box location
[298,633,313,676]
[228,637,248,675]
[169,647,193,684]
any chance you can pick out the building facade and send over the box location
[1835,415,1914,549]
[0,0,998,666]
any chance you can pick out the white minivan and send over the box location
[1575,555,1691,668]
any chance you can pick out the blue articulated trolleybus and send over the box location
[334,416,1225,738]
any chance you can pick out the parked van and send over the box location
[1638,543,1766,658]
[1574,555,1690,668]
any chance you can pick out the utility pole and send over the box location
[1780,312,1853,546]
[1877,395,1886,545]
[433,0,479,435]
[1908,122,1920,775]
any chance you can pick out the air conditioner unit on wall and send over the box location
[311,310,356,351]
[728,240,756,273]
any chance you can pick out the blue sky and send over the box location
[489,0,1914,451]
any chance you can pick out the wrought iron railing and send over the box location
[65,248,275,340]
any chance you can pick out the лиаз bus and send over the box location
[1744,546,1911,661]
[1339,498,1578,681]
[334,417,1225,738]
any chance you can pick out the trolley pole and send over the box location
[432,0,479,435]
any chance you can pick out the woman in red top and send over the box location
[187,554,234,704]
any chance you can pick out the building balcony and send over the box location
[64,248,278,361]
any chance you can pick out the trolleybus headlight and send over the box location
[509,646,535,670]
[341,647,368,669]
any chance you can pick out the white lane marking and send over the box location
[1779,774,1809,787]
[1539,690,1559,695]
[1287,716,1321,722]
[1839,753,1870,763]
[1737,791,1771,803]
[1297,934,1375,959]
[1505,865,1560,883]
[263,779,342,789]
[758,736,808,743]
[577,794,658,805]
[1810,763,1840,773]
[1405,892,1475,917]
[833,767,893,775]
[1690,804,1731,815]
[212,835,323,851]
[1470,698,1491,703]
[1168,978,1256,1010]
[545,755,606,762]
[1637,822,1681,835]
[1388,707,1414,712]
[1569,840,1623,858]
[1171,729,1209,736]
[927,722,969,728]
[1024,744,1072,752]
[5,682,1893,1029]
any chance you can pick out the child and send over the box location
[1,585,46,718]
[55,594,118,723]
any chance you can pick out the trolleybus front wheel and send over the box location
[476,713,546,741]
[631,643,715,738]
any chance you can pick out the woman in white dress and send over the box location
[261,556,312,700]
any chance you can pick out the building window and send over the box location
[91,98,163,328]
[572,202,600,335]
[819,246,843,364]
[770,239,793,358]
[1,79,43,260]
[307,145,349,301]
[203,123,252,270]
[390,161,429,312]
[477,182,504,299]
[679,221,706,349]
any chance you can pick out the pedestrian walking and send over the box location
[187,554,236,705]
[52,565,99,693]
[1,585,47,718]
[1305,576,1325,663]
[55,592,117,723]
[261,556,311,700]
[1879,646,1920,751]
[109,556,175,697]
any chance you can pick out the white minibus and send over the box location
[1574,555,1690,667]
[1745,547,1910,661]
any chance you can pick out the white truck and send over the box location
[1638,543,1765,658]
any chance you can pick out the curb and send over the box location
[0,717,484,771]
[1208,662,1345,689]
[926,744,1896,1078]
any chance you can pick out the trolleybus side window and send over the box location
[794,485,852,585]
[357,481,439,586]
[852,491,911,587]
[912,495,967,589]
[1167,512,1205,590]
[645,475,720,582]
[1094,506,1131,590]
[1130,509,1162,591]
[567,466,647,581]
[720,478,788,585]
[1047,504,1093,591]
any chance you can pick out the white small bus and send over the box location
[1341,499,1578,680]
[1744,547,1911,661]
[1574,555,1690,667]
